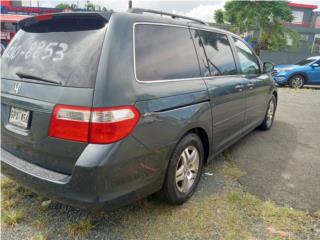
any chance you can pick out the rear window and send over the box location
[135,24,201,81]
[1,15,107,88]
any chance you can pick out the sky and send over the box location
[21,0,320,22]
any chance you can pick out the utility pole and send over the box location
[128,0,132,9]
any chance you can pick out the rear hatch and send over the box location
[1,13,109,174]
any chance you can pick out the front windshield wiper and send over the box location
[16,72,62,85]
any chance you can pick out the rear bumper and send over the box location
[1,138,167,210]
[1,148,105,209]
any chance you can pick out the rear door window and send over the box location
[191,30,237,76]
[135,24,201,81]
[1,15,107,88]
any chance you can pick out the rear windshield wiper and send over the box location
[16,72,62,85]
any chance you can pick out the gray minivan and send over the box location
[1,9,277,209]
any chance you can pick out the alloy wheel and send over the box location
[266,100,275,128]
[291,76,303,88]
[175,146,200,193]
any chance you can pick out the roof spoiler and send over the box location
[19,12,112,30]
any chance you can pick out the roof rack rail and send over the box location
[128,8,206,25]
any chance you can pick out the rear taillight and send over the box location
[49,105,140,144]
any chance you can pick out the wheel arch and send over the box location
[272,90,278,103]
[174,126,211,165]
[289,72,309,83]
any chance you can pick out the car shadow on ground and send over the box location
[229,119,320,212]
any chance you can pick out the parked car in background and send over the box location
[1,10,277,210]
[273,56,320,88]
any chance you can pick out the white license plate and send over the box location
[9,107,30,129]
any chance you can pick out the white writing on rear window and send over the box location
[4,41,69,62]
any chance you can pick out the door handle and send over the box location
[235,84,244,91]
[247,82,254,89]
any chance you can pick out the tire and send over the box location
[157,133,204,204]
[289,74,305,88]
[259,95,277,131]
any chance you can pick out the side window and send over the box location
[191,30,237,76]
[233,38,260,74]
[135,24,201,81]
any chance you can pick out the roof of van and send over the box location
[18,10,238,39]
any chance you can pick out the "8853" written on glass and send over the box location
[4,41,69,62]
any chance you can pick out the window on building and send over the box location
[312,35,320,54]
[292,10,304,24]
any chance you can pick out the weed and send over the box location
[2,208,25,225]
[30,231,50,240]
[67,216,94,237]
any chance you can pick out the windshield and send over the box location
[295,59,315,66]
[1,15,107,88]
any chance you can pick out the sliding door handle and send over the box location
[247,82,254,89]
[235,84,244,91]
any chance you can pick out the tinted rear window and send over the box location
[1,15,107,88]
[135,24,201,81]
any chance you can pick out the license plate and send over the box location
[9,107,30,129]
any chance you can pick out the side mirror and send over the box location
[311,63,319,68]
[263,62,274,73]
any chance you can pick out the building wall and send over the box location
[260,50,318,65]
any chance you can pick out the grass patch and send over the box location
[1,196,22,209]
[67,216,94,237]
[2,208,25,226]
[1,178,32,200]
[214,149,244,180]
[32,214,50,229]
[227,190,316,238]
[30,231,50,240]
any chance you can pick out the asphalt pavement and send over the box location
[231,87,320,212]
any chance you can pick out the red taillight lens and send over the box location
[48,105,140,144]
[89,106,140,144]
[49,105,91,142]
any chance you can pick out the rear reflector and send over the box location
[49,105,140,144]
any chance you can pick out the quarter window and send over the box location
[135,24,201,81]
[233,38,260,74]
[191,30,237,76]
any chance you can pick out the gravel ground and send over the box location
[2,87,320,240]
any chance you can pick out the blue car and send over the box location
[273,56,320,88]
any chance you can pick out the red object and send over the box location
[1,14,29,22]
[1,0,12,7]
[288,3,318,10]
[49,105,140,144]
[3,6,61,14]
[35,14,53,21]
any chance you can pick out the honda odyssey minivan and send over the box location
[1,9,277,209]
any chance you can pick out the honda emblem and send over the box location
[12,83,21,94]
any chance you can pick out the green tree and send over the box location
[85,1,95,11]
[56,3,77,10]
[219,1,299,54]
[214,9,224,24]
